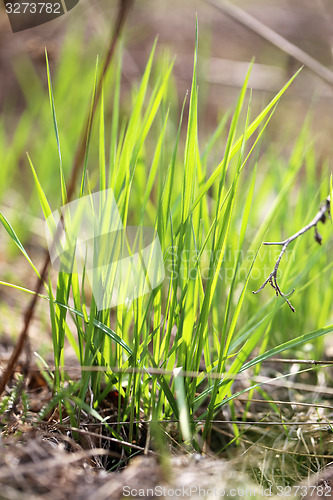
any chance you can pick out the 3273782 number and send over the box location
[5,3,61,14]
[275,484,332,496]
[4,0,79,32]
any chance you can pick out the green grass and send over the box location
[0,24,332,476]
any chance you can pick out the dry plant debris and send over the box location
[0,431,262,500]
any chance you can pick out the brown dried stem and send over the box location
[253,196,331,312]
[0,0,134,397]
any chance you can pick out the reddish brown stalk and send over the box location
[0,0,134,397]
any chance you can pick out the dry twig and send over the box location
[253,196,331,312]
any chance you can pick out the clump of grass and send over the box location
[0,24,332,462]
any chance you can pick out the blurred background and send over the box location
[1,0,333,187]
[1,0,333,139]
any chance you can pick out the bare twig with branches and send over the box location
[253,196,331,312]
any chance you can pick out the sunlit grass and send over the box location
[0,23,332,466]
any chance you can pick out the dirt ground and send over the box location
[0,430,264,500]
